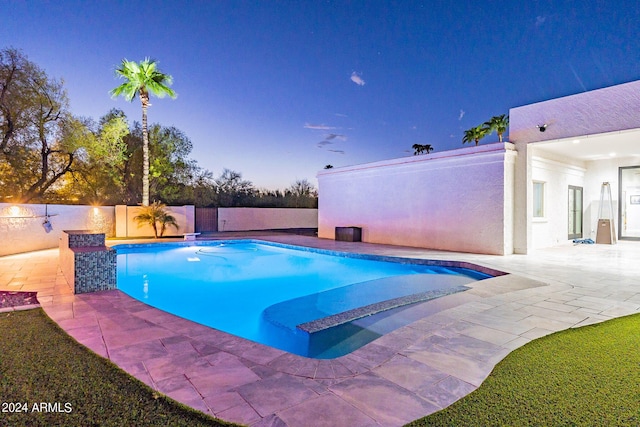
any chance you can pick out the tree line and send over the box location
[0,48,317,208]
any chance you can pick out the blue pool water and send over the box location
[115,240,492,358]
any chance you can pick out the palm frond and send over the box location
[110,58,176,100]
[462,124,490,146]
[133,201,179,237]
[482,114,509,142]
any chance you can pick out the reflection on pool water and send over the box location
[115,240,493,359]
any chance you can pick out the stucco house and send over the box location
[317,79,640,255]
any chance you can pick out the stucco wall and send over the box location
[502,149,516,255]
[0,203,114,256]
[318,143,516,255]
[510,80,640,144]
[217,208,318,231]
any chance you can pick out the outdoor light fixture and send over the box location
[537,124,547,132]
[41,204,54,232]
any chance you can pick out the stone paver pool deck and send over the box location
[1,234,639,426]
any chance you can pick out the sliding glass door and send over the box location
[568,185,583,240]
[619,166,640,240]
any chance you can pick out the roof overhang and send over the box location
[529,128,640,161]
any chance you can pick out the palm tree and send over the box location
[412,144,434,155]
[462,124,490,146]
[484,114,509,142]
[110,58,176,206]
[133,201,179,238]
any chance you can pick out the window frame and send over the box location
[533,180,546,219]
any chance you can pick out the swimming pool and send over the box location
[115,240,495,358]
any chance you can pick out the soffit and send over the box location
[530,128,640,161]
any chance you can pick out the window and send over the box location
[533,181,545,218]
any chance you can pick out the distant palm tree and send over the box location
[412,144,434,155]
[484,114,509,142]
[133,201,179,238]
[462,125,490,146]
[110,58,176,206]
[324,164,334,169]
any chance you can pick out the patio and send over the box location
[1,234,639,426]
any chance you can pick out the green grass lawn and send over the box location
[0,309,236,427]
[407,313,640,426]
[2,308,639,426]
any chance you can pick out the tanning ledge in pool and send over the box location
[297,284,470,333]
[262,273,476,335]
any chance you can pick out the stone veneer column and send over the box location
[59,230,117,294]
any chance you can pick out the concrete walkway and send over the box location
[1,235,639,426]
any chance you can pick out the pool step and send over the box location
[298,285,470,333]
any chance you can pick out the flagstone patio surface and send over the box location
[1,233,639,426]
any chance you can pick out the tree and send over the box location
[324,164,334,169]
[0,48,90,202]
[462,124,490,146]
[286,179,318,208]
[110,58,176,206]
[57,114,130,204]
[215,169,255,207]
[192,170,218,207]
[133,201,179,238]
[59,111,203,206]
[484,114,509,142]
[412,144,434,155]
[252,188,286,207]
[147,124,199,205]
[0,48,34,156]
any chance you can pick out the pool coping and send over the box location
[10,234,639,426]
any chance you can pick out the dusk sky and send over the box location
[3,1,640,190]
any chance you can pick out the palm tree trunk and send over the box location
[141,101,150,206]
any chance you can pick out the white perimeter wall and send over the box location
[217,208,318,231]
[0,205,317,256]
[318,143,516,255]
[0,203,114,256]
